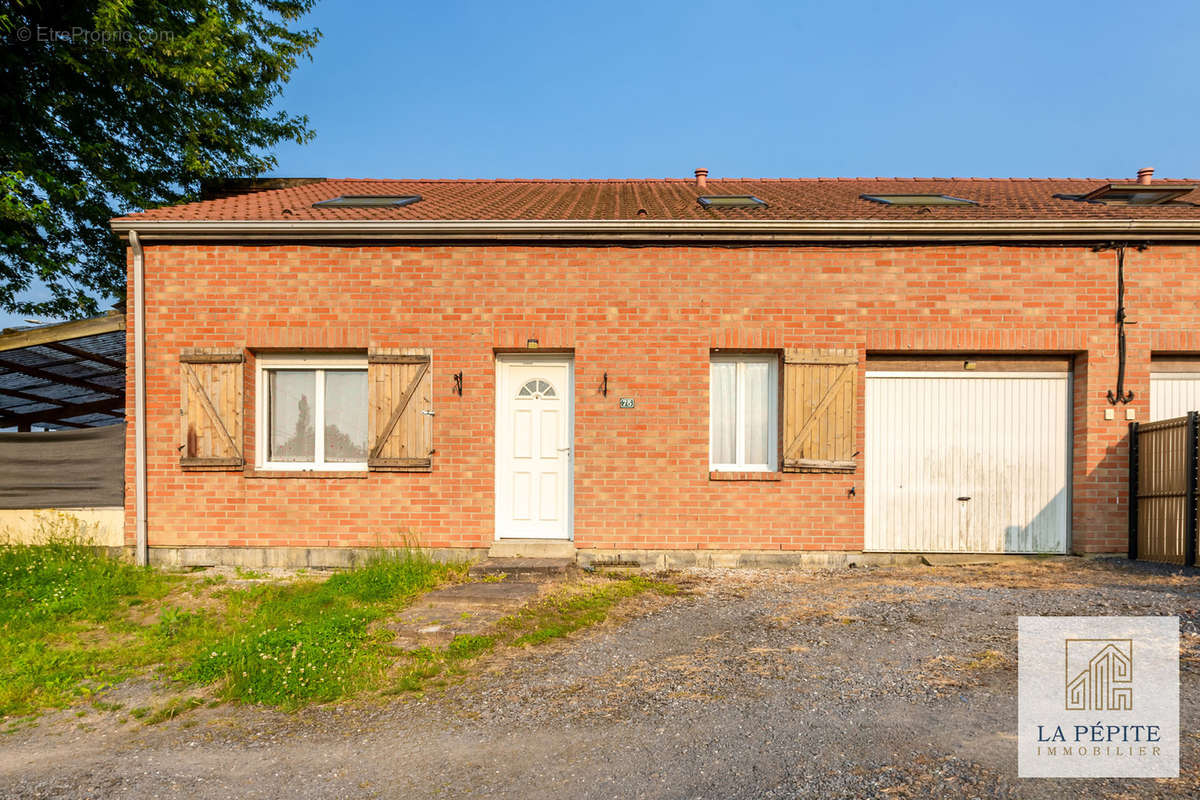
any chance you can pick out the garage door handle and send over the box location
[957,496,971,502]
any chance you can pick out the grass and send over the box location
[503,573,677,646]
[389,573,679,695]
[1,521,679,718]
[0,527,178,717]
[0,521,465,717]
[177,549,465,710]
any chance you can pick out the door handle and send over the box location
[957,496,971,502]
[557,446,572,453]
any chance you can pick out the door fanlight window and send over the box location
[517,379,556,399]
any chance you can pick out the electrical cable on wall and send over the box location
[1101,243,1140,405]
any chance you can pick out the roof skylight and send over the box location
[860,194,978,206]
[1072,183,1195,206]
[312,195,422,208]
[698,195,767,208]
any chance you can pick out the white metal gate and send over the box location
[865,372,1071,553]
[1150,373,1200,421]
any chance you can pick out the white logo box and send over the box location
[1018,616,1179,778]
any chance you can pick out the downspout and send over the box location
[130,230,148,566]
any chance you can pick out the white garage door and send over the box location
[1150,372,1200,421]
[865,371,1071,553]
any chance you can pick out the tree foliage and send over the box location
[0,1,320,317]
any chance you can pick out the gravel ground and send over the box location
[1,557,1198,799]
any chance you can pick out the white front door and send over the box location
[495,356,573,539]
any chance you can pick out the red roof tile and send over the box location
[111,177,1200,223]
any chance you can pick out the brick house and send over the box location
[110,169,1200,567]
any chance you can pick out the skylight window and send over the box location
[312,195,422,208]
[1071,183,1195,206]
[860,194,978,206]
[698,195,767,208]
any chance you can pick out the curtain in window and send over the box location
[710,360,737,465]
[324,370,368,462]
[269,370,316,462]
[742,361,771,465]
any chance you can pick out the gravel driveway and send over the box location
[2,558,1197,799]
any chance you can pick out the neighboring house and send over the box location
[109,169,1200,567]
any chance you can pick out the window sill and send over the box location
[709,471,783,482]
[245,469,368,479]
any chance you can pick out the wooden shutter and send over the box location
[368,349,433,471]
[782,349,857,472]
[179,351,244,468]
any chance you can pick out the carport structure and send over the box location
[0,313,126,431]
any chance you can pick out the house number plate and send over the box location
[619,398,635,409]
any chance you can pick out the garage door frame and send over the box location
[865,368,1073,554]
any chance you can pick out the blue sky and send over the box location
[5,0,1198,328]
[270,0,1200,180]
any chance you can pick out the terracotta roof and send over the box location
[111,177,1200,223]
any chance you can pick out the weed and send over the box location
[504,575,675,647]
[0,524,177,717]
[181,549,463,709]
[234,567,267,580]
[129,706,150,719]
[391,634,495,694]
[965,649,1012,671]
[144,696,204,725]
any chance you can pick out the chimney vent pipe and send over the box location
[694,168,708,190]
[1137,167,1154,185]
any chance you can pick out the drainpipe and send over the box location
[130,230,148,566]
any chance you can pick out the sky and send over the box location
[268,0,1200,180]
[5,0,1199,328]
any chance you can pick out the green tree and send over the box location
[0,1,320,318]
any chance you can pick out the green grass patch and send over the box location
[389,634,495,695]
[389,574,678,695]
[0,526,179,717]
[503,574,677,646]
[179,549,463,710]
[0,531,464,717]
[1,532,676,717]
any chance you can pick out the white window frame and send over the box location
[709,354,779,472]
[255,354,369,471]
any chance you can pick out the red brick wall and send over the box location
[123,244,1200,554]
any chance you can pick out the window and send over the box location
[860,194,978,206]
[312,195,422,208]
[256,355,368,470]
[710,354,778,471]
[1068,183,1195,206]
[517,379,557,399]
[698,195,767,208]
